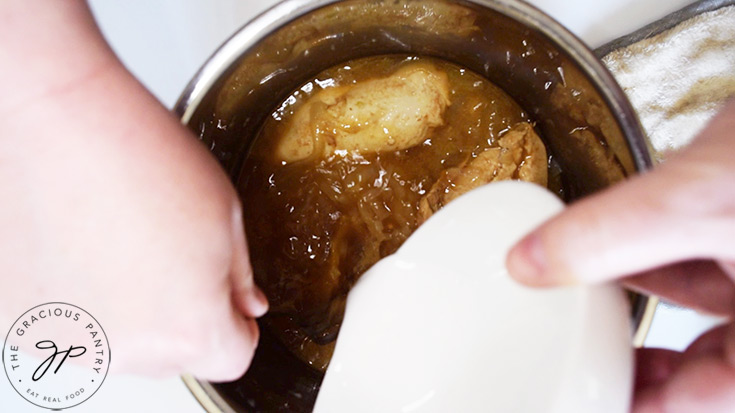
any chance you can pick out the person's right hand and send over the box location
[0,0,267,381]
[507,99,735,412]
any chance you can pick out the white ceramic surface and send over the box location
[315,182,633,413]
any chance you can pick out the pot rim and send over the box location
[173,0,652,176]
[174,1,657,411]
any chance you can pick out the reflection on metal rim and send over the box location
[633,296,659,348]
[182,376,236,413]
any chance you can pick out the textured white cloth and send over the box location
[602,5,735,158]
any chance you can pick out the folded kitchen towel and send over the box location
[599,2,735,158]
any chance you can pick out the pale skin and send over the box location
[508,100,735,412]
[0,0,267,381]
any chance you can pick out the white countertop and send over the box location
[1,0,721,411]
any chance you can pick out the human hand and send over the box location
[507,100,735,412]
[0,0,267,381]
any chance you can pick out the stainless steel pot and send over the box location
[174,1,656,411]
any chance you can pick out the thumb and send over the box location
[229,201,269,317]
[506,100,735,286]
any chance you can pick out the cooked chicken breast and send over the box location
[419,122,548,222]
[276,63,451,162]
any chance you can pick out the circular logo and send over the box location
[2,302,111,410]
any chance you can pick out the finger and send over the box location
[189,305,260,382]
[684,324,730,359]
[634,327,730,397]
[632,385,665,413]
[622,260,735,316]
[229,201,269,318]
[634,348,683,390]
[634,356,735,413]
[633,323,735,413]
[507,101,735,286]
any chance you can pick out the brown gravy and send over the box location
[237,55,562,370]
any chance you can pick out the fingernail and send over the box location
[507,234,549,285]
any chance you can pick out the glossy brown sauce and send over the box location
[237,55,563,370]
